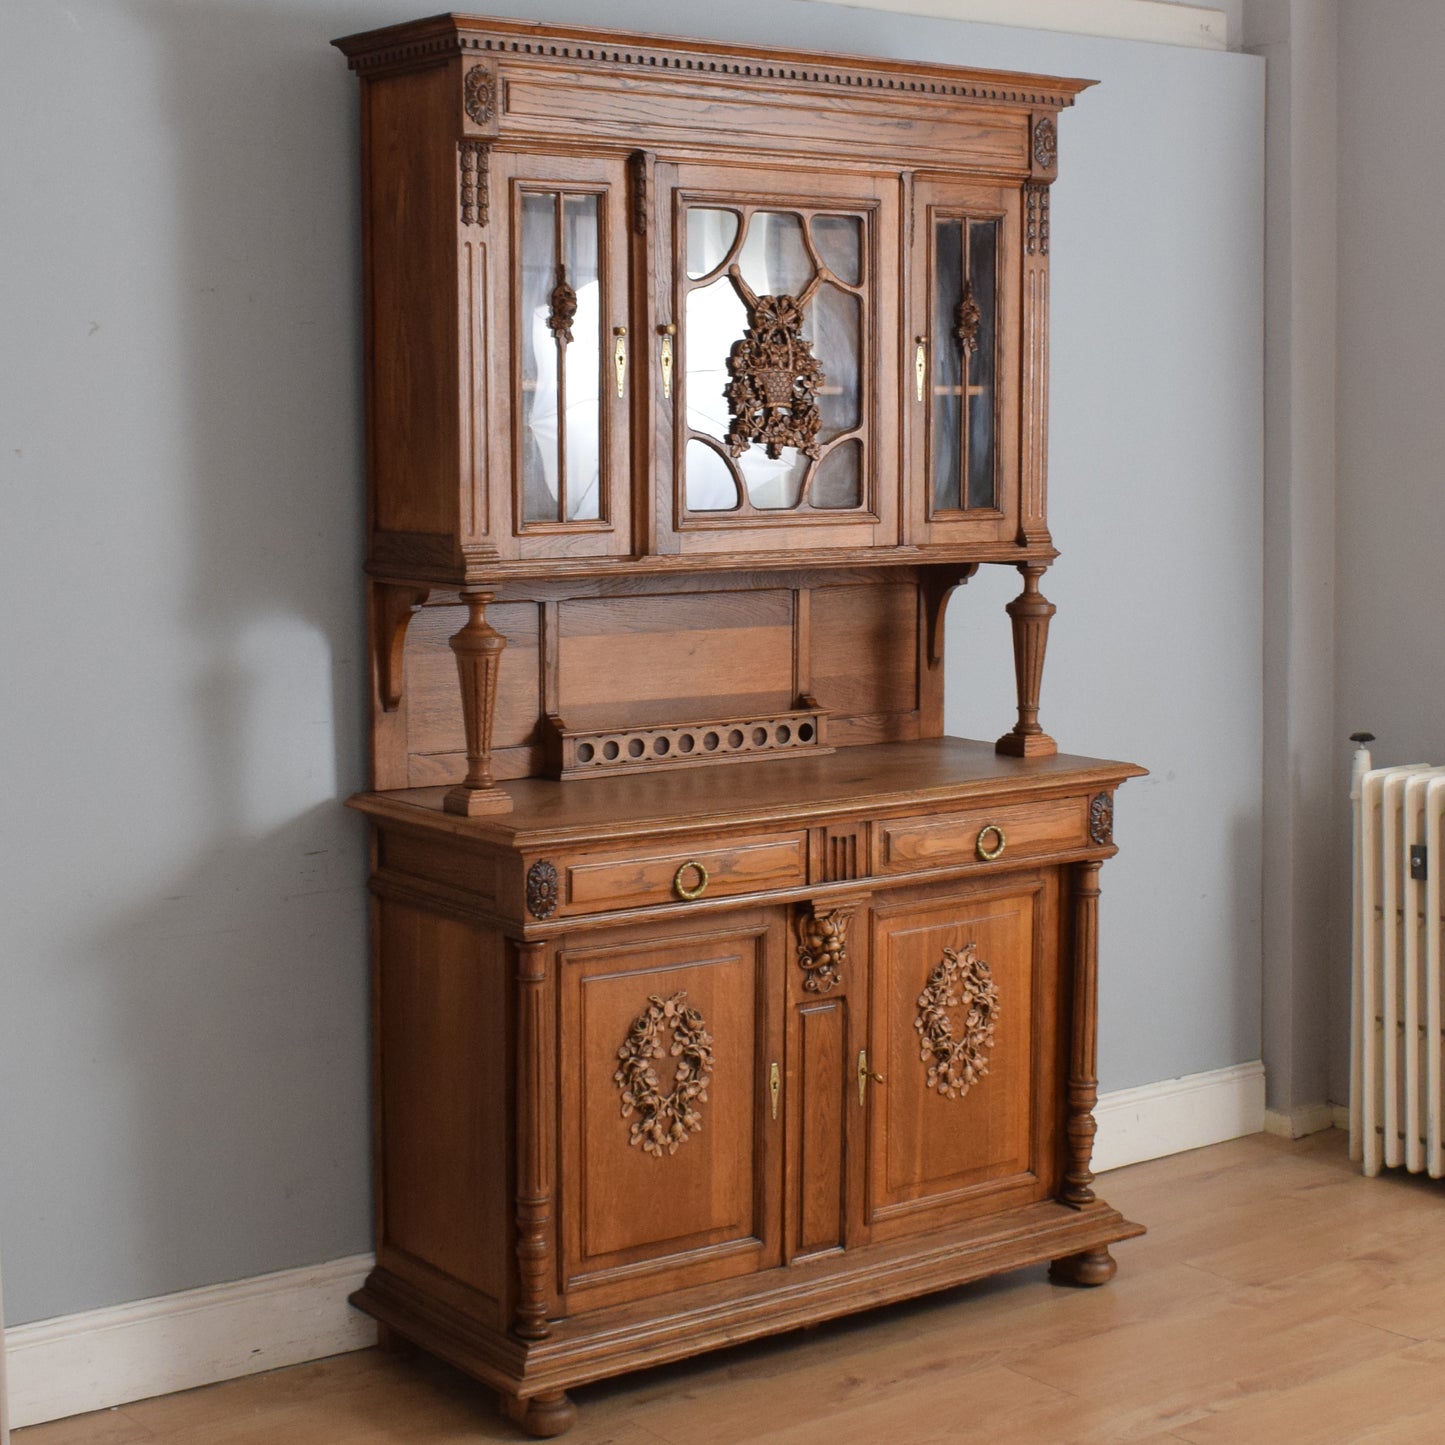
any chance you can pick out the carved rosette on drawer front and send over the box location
[614,992,716,1156]
[724,268,824,460]
[463,64,494,125]
[1089,792,1114,846]
[797,906,850,994]
[915,942,1000,1099]
[526,860,559,919]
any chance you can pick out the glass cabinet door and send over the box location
[488,153,633,561]
[907,180,1021,547]
[653,164,899,557]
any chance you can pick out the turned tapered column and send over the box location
[513,940,555,1342]
[995,562,1058,758]
[1061,858,1102,1208]
[1049,859,1115,1286]
[444,588,512,816]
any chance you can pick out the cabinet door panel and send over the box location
[866,876,1057,1238]
[558,914,784,1310]
[906,179,1022,547]
[653,162,900,557]
[490,152,633,560]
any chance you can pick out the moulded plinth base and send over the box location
[443,784,514,816]
[996,730,1059,758]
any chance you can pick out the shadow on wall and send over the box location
[73,0,400,1304]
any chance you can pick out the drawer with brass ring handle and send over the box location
[975,824,1007,861]
[672,859,709,900]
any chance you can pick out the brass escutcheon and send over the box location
[673,859,709,900]
[976,824,1006,861]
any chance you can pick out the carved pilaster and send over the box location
[514,940,554,1341]
[628,149,650,236]
[1061,860,1102,1208]
[1020,183,1052,547]
[995,563,1058,758]
[444,588,512,816]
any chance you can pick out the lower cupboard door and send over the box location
[866,874,1060,1238]
[556,912,785,1311]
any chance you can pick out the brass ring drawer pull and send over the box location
[673,860,709,900]
[976,824,1007,861]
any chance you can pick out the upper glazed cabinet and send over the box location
[341,17,1084,585]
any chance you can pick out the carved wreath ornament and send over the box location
[724,268,825,461]
[614,991,716,1156]
[914,942,1000,1099]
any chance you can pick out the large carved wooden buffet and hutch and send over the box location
[334,14,1143,1437]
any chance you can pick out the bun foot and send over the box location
[503,1390,577,1439]
[1049,1246,1117,1287]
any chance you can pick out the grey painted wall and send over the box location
[0,0,1263,1325]
[1333,2,1445,1104]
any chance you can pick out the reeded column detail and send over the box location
[444,588,513,816]
[1062,859,1102,1208]
[514,940,554,1341]
[996,563,1058,758]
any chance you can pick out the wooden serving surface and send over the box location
[349,736,1146,846]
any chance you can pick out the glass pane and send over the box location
[686,207,740,280]
[931,217,964,512]
[737,211,813,298]
[811,440,862,509]
[811,283,860,442]
[685,278,747,441]
[966,219,998,511]
[686,438,740,511]
[520,192,559,523]
[561,193,601,521]
[740,446,809,510]
[811,214,862,288]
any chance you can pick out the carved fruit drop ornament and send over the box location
[914,942,1000,1099]
[614,991,716,1156]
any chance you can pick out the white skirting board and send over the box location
[1262,1101,1339,1140]
[5,1256,377,1429]
[1092,1060,1267,1173]
[8,1061,1265,1428]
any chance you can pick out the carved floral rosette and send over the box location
[614,991,716,1156]
[1089,791,1114,845]
[914,942,1000,1099]
[1033,115,1058,169]
[463,64,495,125]
[526,859,559,919]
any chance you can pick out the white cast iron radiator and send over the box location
[1350,734,1445,1176]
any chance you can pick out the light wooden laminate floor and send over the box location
[18,1129,1445,1443]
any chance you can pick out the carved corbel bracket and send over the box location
[796,902,855,994]
[372,583,429,713]
[922,564,980,670]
